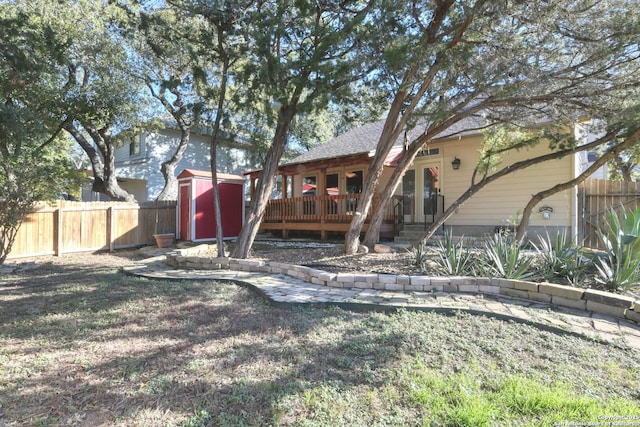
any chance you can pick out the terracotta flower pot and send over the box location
[153,233,174,248]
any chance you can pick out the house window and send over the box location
[129,136,141,157]
[416,148,440,158]
[303,176,317,196]
[346,170,363,194]
[326,173,339,215]
[326,173,339,195]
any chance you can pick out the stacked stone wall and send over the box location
[166,245,640,324]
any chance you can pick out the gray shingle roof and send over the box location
[286,121,388,165]
[285,115,486,165]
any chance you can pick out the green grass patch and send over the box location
[402,359,640,426]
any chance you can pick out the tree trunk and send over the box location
[147,79,193,202]
[231,105,297,259]
[209,40,232,257]
[344,176,377,254]
[514,128,640,242]
[211,149,225,257]
[344,0,482,254]
[360,109,481,248]
[343,72,418,254]
[362,135,427,247]
[64,122,105,186]
[209,85,226,258]
[156,162,179,201]
[91,126,136,202]
[64,122,135,201]
[613,154,634,182]
[156,126,190,201]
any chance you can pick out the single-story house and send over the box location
[246,116,583,242]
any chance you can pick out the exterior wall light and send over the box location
[539,205,554,220]
[451,157,461,170]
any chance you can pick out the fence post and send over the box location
[107,206,114,252]
[55,207,62,257]
[576,187,584,246]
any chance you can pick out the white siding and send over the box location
[114,143,129,164]
[114,129,251,201]
[114,134,146,164]
[118,179,147,201]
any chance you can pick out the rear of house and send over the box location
[248,117,578,242]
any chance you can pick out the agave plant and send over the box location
[594,204,640,291]
[532,230,589,286]
[435,229,473,275]
[480,230,535,280]
[409,242,429,273]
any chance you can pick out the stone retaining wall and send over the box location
[166,245,640,324]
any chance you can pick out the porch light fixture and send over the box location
[451,157,461,170]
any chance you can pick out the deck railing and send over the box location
[263,193,395,223]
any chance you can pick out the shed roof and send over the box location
[178,169,245,183]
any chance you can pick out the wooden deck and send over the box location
[260,193,397,239]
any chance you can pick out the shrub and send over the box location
[409,242,429,272]
[593,205,640,291]
[480,230,535,280]
[532,231,590,286]
[435,229,473,276]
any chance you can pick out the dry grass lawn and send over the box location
[1,251,639,426]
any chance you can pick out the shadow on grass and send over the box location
[1,260,639,425]
[0,262,404,424]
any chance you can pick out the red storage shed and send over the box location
[177,169,245,242]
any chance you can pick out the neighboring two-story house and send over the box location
[82,123,254,201]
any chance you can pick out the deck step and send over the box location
[395,223,435,244]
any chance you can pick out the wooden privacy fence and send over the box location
[578,179,640,249]
[7,200,177,260]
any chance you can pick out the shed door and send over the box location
[179,184,190,241]
[219,182,244,237]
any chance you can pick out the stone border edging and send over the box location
[166,244,640,325]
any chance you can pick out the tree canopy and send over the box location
[343,0,640,253]
[0,5,85,263]
[2,0,640,258]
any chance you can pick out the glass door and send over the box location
[422,164,440,221]
[402,169,416,223]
